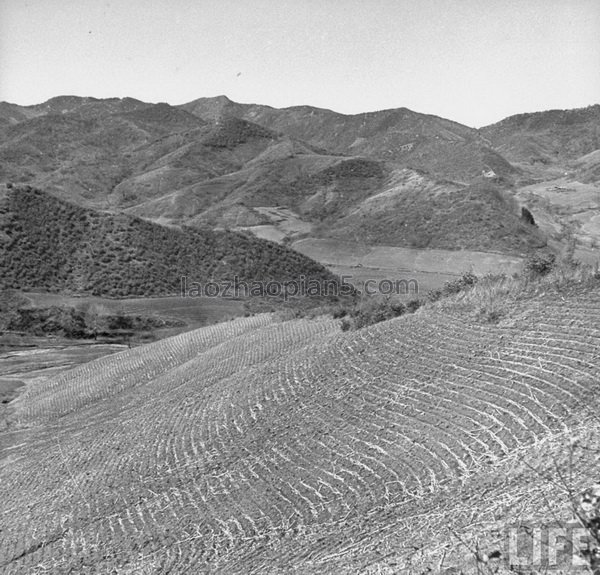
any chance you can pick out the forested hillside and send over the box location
[0,185,340,297]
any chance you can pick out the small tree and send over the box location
[0,290,27,330]
[76,302,109,339]
[521,206,536,226]
[576,483,600,575]
[524,252,556,277]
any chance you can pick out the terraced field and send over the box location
[1,288,599,573]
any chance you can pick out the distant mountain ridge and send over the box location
[180,95,515,182]
[1,95,597,256]
[1,94,515,184]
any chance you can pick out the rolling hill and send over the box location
[317,170,547,251]
[125,155,385,226]
[1,275,599,573]
[478,105,600,261]
[125,158,546,254]
[3,95,599,260]
[1,94,600,574]
[181,95,517,183]
[0,95,149,126]
[480,104,600,176]
[0,99,209,208]
[0,184,341,297]
[4,94,506,187]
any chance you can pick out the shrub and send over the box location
[337,296,422,331]
[477,307,505,324]
[426,288,443,302]
[406,299,423,313]
[521,206,536,226]
[576,483,600,575]
[331,307,348,319]
[524,252,556,277]
[441,271,479,296]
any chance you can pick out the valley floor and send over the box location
[292,238,524,296]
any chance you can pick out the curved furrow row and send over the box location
[330,328,529,456]
[144,319,338,466]
[3,292,600,573]
[326,341,498,458]
[401,336,576,425]
[276,345,453,494]
[14,314,275,423]
[0,320,328,572]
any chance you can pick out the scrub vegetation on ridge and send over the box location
[0,185,341,297]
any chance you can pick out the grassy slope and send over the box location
[326,173,547,252]
[125,155,384,225]
[129,160,547,255]
[0,101,208,208]
[1,272,600,572]
[8,97,596,257]
[0,185,339,296]
[0,97,551,256]
[480,104,600,168]
[181,96,516,183]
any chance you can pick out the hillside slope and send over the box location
[0,185,339,296]
[0,95,150,125]
[181,96,516,182]
[0,98,390,231]
[321,170,547,250]
[0,100,210,208]
[481,104,600,175]
[126,155,386,227]
[1,282,599,573]
[2,95,582,255]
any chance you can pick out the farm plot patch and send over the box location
[293,238,523,294]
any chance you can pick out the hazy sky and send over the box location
[1,0,598,126]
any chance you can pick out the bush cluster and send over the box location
[426,271,479,302]
[338,297,423,331]
[524,252,556,277]
[202,118,275,149]
[3,303,184,339]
